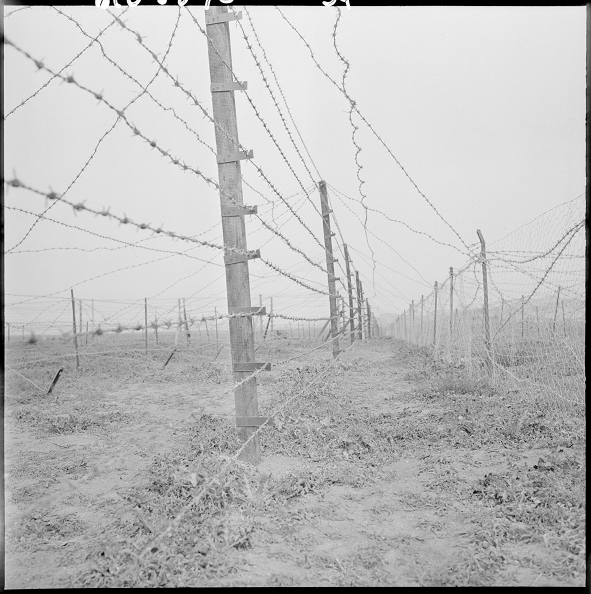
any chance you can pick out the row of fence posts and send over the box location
[5,290,383,353]
[391,230,573,372]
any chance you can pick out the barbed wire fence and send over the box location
[392,195,585,414]
[3,7,584,565]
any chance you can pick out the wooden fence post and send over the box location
[433,282,438,350]
[206,5,270,464]
[183,299,191,346]
[449,267,454,341]
[477,230,492,373]
[355,271,363,340]
[521,295,524,339]
[366,299,371,339]
[215,307,219,351]
[318,181,340,358]
[552,286,561,334]
[420,295,424,346]
[71,289,80,370]
[343,244,356,344]
[259,295,263,338]
[270,297,274,334]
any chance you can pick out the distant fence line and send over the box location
[391,196,585,411]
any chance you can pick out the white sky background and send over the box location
[3,4,586,333]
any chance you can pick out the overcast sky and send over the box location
[3,4,586,333]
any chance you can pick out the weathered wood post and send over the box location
[183,299,191,346]
[318,181,340,358]
[78,299,83,349]
[71,289,80,370]
[552,286,561,334]
[355,271,363,340]
[420,295,424,346]
[343,244,356,344]
[206,5,270,464]
[477,230,492,373]
[270,297,274,334]
[433,282,438,350]
[215,306,219,351]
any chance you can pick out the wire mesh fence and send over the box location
[392,195,585,412]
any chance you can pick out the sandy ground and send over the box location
[4,339,581,587]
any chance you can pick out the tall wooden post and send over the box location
[259,295,263,338]
[78,299,83,347]
[318,181,340,358]
[154,314,159,345]
[561,300,566,337]
[183,299,191,346]
[433,282,438,349]
[420,295,424,345]
[339,294,345,337]
[477,230,492,372]
[177,299,182,345]
[366,299,372,339]
[343,244,356,344]
[270,297,274,334]
[552,286,561,334]
[355,271,363,340]
[403,309,407,340]
[144,298,148,355]
[71,289,80,370]
[207,5,269,465]
[449,268,454,341]
[215,306,219,351]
